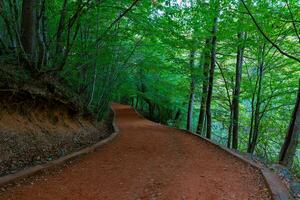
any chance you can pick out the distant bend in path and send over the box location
[0,103,271,200]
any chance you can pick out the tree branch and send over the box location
[96,0,140,43]
[241,0,300,63]
[285,0,300,43]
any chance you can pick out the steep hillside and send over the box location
[0,90,112,176]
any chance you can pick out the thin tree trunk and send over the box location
[187,50,196,131]
[248,61,264,153]
[8,0,21,54]
[174,109,181,127]
[228,106,233,148]
[88,9,100,108]
[247,62,261,150]
[216,62,233,148]
[1,0,17,51]
[197,39,210,135]
[55,0,68,56]
[231,32,245,149]
[247,44,265,153]
[248,98,255,150]
[135,96,139,109]
[21,0,37,69]
[148,101,155,120]
[279,81,300,167]
[88,65,97,107]
[36,0,47,69]
[206,15,218,139]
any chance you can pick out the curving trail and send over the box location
[0,104,271,200]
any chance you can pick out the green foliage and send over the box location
[0,0,300,175]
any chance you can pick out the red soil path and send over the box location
[0,104,271,200]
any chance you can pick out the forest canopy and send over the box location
[0,0,300,175]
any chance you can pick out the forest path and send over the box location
[0,103,271,200]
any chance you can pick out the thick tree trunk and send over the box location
[187,50,196,131]
[279,81,300,167]
[21,0,37,68]
[196,39,210,135]
[231,32,245,149]
[206,15,218,139]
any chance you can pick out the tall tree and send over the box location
[247,44,265,153]
[197,39,210,135]
[279,81,300,167]
[241,0,300,165]
[21,0,37,70]
[187,50,196,131]
[205,6,219,139]
[231,32,245,149]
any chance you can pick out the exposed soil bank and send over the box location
[0,91,112,176]
[0,104,271,200]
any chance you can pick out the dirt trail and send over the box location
[0,104,271,200]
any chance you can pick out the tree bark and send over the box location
[88,64,97,107]
[231,32,245,149]
[148,101,155,120]
[55,0,68,56]
[248,59,264,153]
[228,105,233,148]
[36,0,47,69]
[279,81,300,167]
[187,50,196,131]
[206,15,218,139]
[134,96,138,109]
[196,39,210,135]
[216,62,233,148]
[247,44,265,153]
[174,109,181,127]
[21,0,37,68]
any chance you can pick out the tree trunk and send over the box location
[187,50,196,131]
[247,62,263,153]
[56,0,68,55]
[135,96,139,109]
[279,81,300,167]
[196,39,210,135]
[247,44,265,153]
[36,0,47,69]
[174,109,181,127]
[88,64,97,107]
[248,84,257,151]
[231,32,245,149]
[216,62,233,148]
[148,102,155,120]
[21,0,37,69]
[205,15,218,139]
[227,105,233,148]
